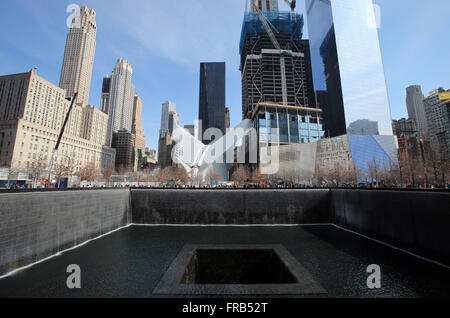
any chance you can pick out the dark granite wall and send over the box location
[331,189,450,266]
[0,190,131,276]
[1,188,449,276]
[130,189,332,225]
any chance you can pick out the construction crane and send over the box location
[251,2,288,105]
[252,2,281,50]
[284,0,297,13]
[46,92,78,187]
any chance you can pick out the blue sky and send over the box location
[0,0,449,150]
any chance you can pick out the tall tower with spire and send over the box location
[59,5,97,105]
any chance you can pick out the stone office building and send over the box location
[0,70,115,174]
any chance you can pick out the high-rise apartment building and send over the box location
[59,6,97,105]
[105,59,135,146]
[112,129,135,171]
[80,105,109,146]
[392,118,417,139]
[406,85,428,138]
[397,136,434,171]
[0,70,115,172]
[132,94,146,153]
[157,134,175,168]
[199,62,226,143]
[250,0,279,12]
[424,89,450,159]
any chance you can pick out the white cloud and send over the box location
[95,0,245,71]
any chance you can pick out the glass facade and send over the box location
[305,0,394,137]
[256,105,324,146]
[348,135,397,181]
[199,62,226,144]
[268,133,398,183]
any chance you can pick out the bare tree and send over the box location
[331,163,344,187]
[30,153,47,188]
[102,164,115,187]
[231,166,248,185]
[174,167,190,183]
[53,162,69,188]
[156,167,170,184]
[313,167,330,187]
[341,165,358,185]
[385,162,401,187]
[4,160,21,189]
[80,162,97,183]
[206,169,221,185]
[251,169,265,184]
[368,158,381,187]
[439,157,449,185]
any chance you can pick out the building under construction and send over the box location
[240,11,323,147]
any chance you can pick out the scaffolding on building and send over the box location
[240,11,309,119]
[239,11,304,56]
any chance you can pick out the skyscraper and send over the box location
[158,101,177,167]
[424,88,450,158]
[184,125,198,139]
[225,107,230,132]
[168,112,179,136]
[301,0,398,179]
[59,6,97,105]
[132,94,146,153]
[112,130,135,171]
[240,10,323,147]
[198,62,226,143]
[406,85,428,138]
[250,0,279,12]
[392,118,417,139]
[306,0,393,138]
[160,101,176,135]
[100,76,111,114]
[105,58,135,146]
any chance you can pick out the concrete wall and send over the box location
[131,189,331,225]
[0,190,131,276]
[331,189,450,266]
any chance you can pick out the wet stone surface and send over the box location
[0,225,449,298]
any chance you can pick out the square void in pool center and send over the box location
[153,245,327,295]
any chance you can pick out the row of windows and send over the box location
[21,124,100,151]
